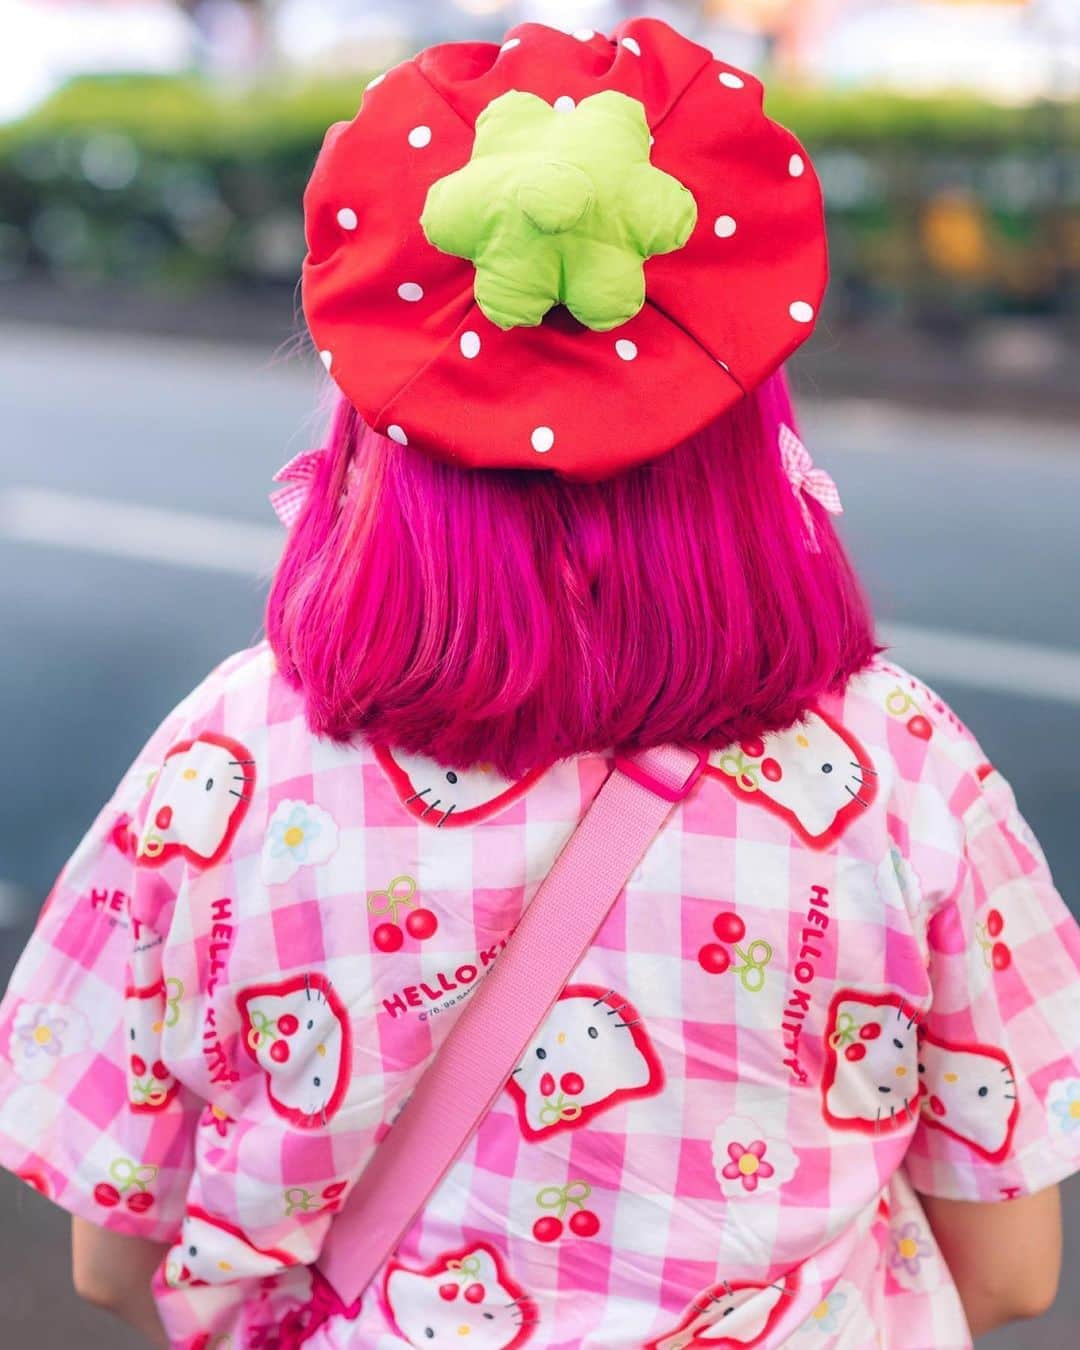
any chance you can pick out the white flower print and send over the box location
[712,1115,798,1198]
[1047,1077,1080,1138]
[795,1280,864,1339]
[9,1002,89,1083]
[879,846,924,916]
[261,800,340,884]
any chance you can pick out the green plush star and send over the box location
[421,89,698,332]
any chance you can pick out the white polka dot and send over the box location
[615,339,637,361]
[789,301,815,323]
[387,425,408,445]
[789,153,805,177]
[397,282,424,302]
[367,71,387,90]
[553,95,575,114]
[500,38,520,52]
[573,28,595,41]
[531,426,555,454]
[336,207,358,230]
[621,37,641,56]
[459,330,481,359]
[319,350,333,371]
[718,71,745,89]
[408,125,432,149]
[714,215,737,238]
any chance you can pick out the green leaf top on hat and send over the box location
[421,89,698,332]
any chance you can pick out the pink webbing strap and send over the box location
[318,745,705,1306]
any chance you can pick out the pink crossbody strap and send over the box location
[318,745,707,1307]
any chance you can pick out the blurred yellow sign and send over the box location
[921,192,993,279]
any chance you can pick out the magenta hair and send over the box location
[267,372,877,778]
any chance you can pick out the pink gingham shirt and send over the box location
[1,643,1078,1349]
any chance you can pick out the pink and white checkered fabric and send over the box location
[1,645,1077,1350]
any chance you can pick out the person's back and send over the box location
[0,18,1076,1350]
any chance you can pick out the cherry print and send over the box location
[698,943,731,975]
[532,1216,563,1243]
[269,1039,291,1064]
[155,806,173,830]
[130,1054,147,1077]
[126,1191,155,1214]
[992,942,1012,971]
[712,912,746,944]
[152,1060,169,1081]
[569,1209,601,1238]
[740,736,765,758]
[539,1072,556,1098]
[373,923,404,953]
[464,1283,486,1304]
[560,1072,584,1096]
[859,1023,881,1041]
[760,757,783,782]
[111,814,134,855]
[844,1043,866,1062]
[278,1013,299,1036]
[907,715,932,741]
[405,908,438,941]
[986,909,1004,938]
[94,1183,121,1208]
[439,1283,459,1301]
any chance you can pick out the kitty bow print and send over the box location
[779,422,843,549]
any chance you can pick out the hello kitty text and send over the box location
[781,884,830,1085]
[202,896,239,1086]
[381,937,511,1019]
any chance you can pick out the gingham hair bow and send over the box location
[270,448,327,528]
[778,422,843,549]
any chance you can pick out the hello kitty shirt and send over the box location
[1,644,1078,1350]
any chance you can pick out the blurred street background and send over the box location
[0,1,1077,1348]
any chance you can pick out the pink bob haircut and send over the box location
[267,370,878,779]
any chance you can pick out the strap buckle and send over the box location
[613,747,709,803]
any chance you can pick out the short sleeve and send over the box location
[0,689,209,1241]
[904,762,1080,1201]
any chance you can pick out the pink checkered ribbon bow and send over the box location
[778,422,843,549]
[270,449,327,528]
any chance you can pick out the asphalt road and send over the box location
[0,323,1076,1349]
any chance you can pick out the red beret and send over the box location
[302,18,827,481]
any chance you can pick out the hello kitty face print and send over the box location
[124,979,179,1113]
[383,1242,537,1350]
[506,985,662,1140]
[918,1034,1018,1163]
[646,1273,799,1350]
[822,991,923,1135]
[138,733,255,868]
[375,746,544,828]
[237,973,352,1129]
[165,1207,299,1287]
[708,708,876,848]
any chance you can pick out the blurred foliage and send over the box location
[0,74,1076,324]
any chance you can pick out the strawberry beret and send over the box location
[301,18,827,481]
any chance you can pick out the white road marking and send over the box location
[2,487,1078,708]
[0,487,282,577]
[880,622,1080,708]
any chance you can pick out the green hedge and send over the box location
[4,74,1070,152]
[0,74,1075,319]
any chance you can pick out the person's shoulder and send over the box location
[171,642,305,739]
[835,657,991,811]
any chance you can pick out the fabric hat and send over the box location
[302,18,827,481]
